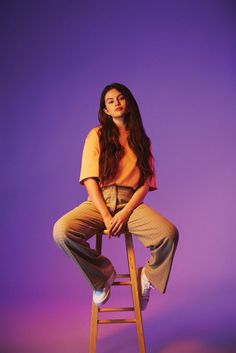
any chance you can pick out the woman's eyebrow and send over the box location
[106,94,124,101]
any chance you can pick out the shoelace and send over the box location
[94,289,104,295]
[143,281,154,296]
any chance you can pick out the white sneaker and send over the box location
[93,270,116,306]
[140,267,154,310]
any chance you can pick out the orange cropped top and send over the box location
[79,126,157,191]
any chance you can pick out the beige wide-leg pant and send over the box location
[53,185,179,293]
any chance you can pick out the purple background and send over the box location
[1,1,236,352]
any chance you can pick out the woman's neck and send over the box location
[112,116,125,128]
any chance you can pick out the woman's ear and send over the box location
[103,108,109,115]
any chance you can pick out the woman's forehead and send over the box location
[105,88,123,100]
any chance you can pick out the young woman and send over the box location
[53,83,179,310]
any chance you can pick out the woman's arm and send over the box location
[110,179,150,235]
[84,177,150,236]
[83,178,113,232]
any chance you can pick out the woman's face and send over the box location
[103,88,127,119]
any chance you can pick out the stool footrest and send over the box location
[99,307,134,312]
[116,274,130,278]
[112,281,131,285]
[98,318,136,324]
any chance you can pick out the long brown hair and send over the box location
[98,83,154,187]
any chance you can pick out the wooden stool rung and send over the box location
[116,273,130,278]
[99,307,134,312]
[112,280,131,285]
[98,318,136,324]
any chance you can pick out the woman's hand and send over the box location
[102,213,113,237]
[107,181,149,237]
[109,209,132,237]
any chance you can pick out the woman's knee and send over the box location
[162,222,179,245]
[53,218,69,245]
[166,223,179,245]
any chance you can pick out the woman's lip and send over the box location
[115,107,123,111]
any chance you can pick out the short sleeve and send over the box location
[79,128,100,185]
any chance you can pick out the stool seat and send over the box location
[89,230,146,353]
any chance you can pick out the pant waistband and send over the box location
[101,184,134,192]
[87,184,134,213]
[102,185,134,212]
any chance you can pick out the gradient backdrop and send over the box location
[1,1,236,352]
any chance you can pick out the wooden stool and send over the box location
[89,230,146,353]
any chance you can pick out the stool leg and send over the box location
[89,233,102,353]
[125,233,146,353]
[89,302,98,353]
